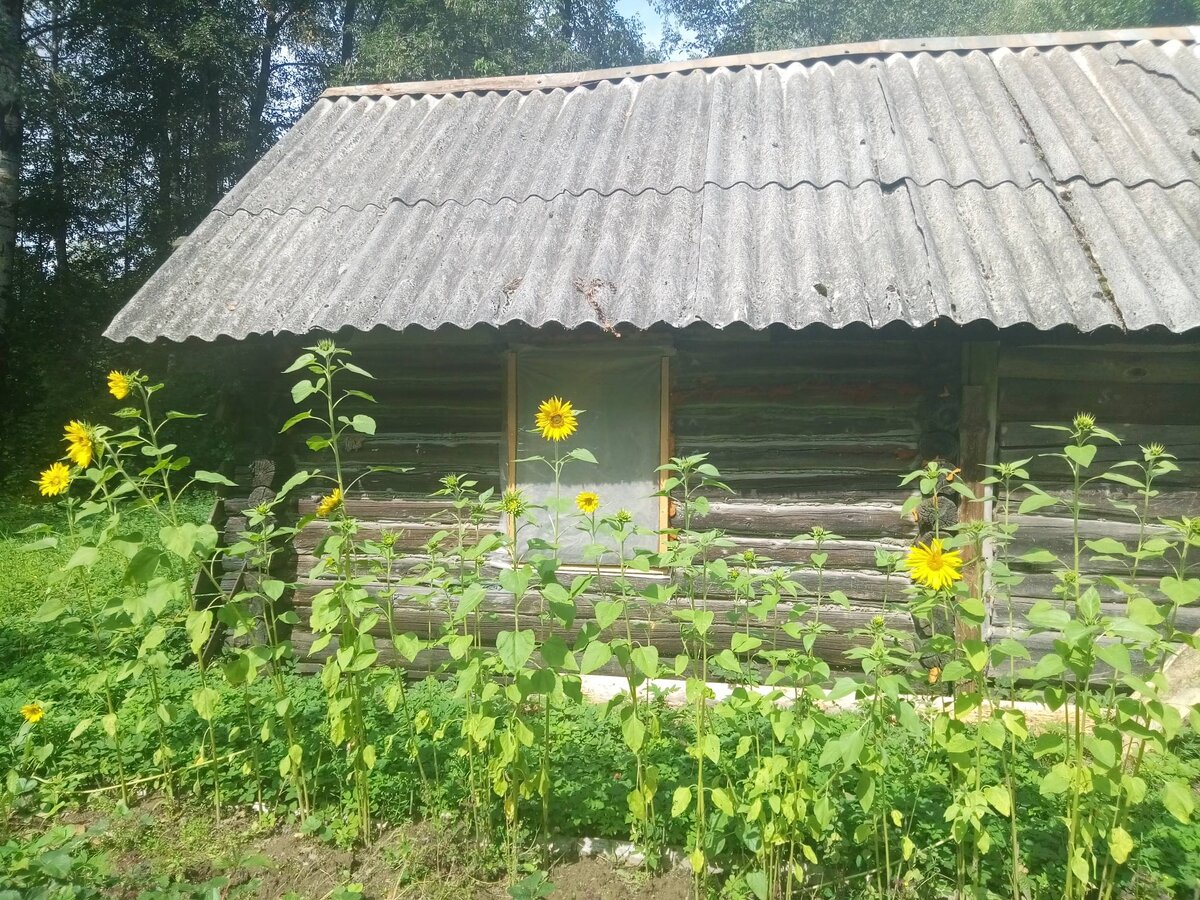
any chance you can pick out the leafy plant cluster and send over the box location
[5,340,1200,899]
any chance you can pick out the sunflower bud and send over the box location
[501,489,527,517]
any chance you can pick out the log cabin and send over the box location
[105,27,1200,675]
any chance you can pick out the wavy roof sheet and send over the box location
[106,27,1200,342]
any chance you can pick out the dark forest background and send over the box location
[0,0,1196,493]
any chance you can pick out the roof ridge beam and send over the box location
[321,27,1200,99]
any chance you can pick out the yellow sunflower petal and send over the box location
[906,538,963,591]
[534,396,579,442]
[63,420,95,469]
[37,462,71,497]
[315,487,343,518]
[107,370,132,401]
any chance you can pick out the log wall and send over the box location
[280,326,948,675]
[269,326,1200,679]
[994,336,1200,658]
[667,328,954,667]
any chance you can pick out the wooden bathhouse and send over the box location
[105,27,1200,672]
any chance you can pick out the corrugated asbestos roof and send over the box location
[106,27,1200,341]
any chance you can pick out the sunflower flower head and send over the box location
[905,538,964,592]
[63,420,95,469]
[534,396,579,442]
[38,462,71,497]
[576,491,600,514]
[20,702,44,724]
[614,509,633,526]
[1073,412,1096,434]
[315,487,343,518]
[107,370,134,401]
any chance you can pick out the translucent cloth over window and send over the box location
[509,348,663,559]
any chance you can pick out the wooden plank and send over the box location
[296,522,461,554]
[997,596,1200,632]
[296,496,500,520]
[959,343,999,645]
[998,346,1200,385]
[506,350,517,540]
[294,537,905,576]
[293,566,910,608]
[673,344,923,379]
[998,378,1200,424]
[1014,574,1169,604]
[659,354,670,551]
[669,448,921,481]
[291,633,884,678]
[1000,423,1200,455]
[701,500,915,540]
[289,602,913,674]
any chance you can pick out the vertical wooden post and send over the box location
[957,341,1000,644]
[659,354,671,553]
[505,350,518,541]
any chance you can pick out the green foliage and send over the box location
[658,0,1200,58]
[342,0,653,85]
[6,345,1200,899]
[0,824,113,899]
[3,0,654,501]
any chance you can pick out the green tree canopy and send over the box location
[656,0,1200,57]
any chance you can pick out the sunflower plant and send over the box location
[27,371,243,814]
[423,473,506,841]
[282,339,398,843]
[653,453,735,890]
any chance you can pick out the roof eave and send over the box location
[320,25,1200,99]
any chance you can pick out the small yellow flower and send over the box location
[63,420,95,469]
[20,702,44,724]
[107,370,133,400]
[576,491,600,514]
[38,462,71,497]
[315,487,343,518]
[905,538,964,592]
[534,396,579,442]
[928,666,942,685]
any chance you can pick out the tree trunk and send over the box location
[49,0,67,279]
[244,7,280,173]
[202,63,223,205]
[0,0,22,391]
[340,0,359,67]
[153,73,177,257]
[559,0,573,43]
